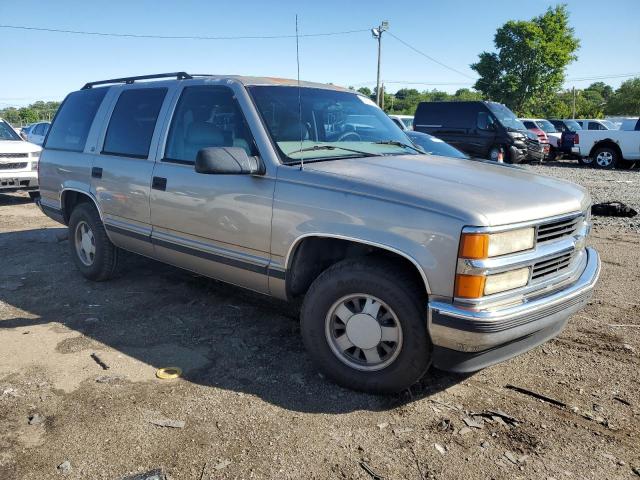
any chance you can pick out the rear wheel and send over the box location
[593,147,618,170]
[68,202,119,281]
[300,258,431,393]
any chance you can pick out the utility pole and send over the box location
[572,87,576,118]
[371,21,389,107]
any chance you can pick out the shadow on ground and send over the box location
[0,192,35,206]
[0,226,468,414]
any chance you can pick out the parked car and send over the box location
[388,114,413,131]
[26,121,51,145]
[575,119,618,131]
[619,118,640,131]
[573,127,640,169]
[548,119,583,162]
[520,118,561,159]
[37,72,600,393]
[405,131,468,159]
[19,124,33,140]
[414,101,542,163]
[0,118,41,198]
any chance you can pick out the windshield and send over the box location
[486,103,526,131]
[248,86,417,163]
[564,120,582,131]
[406,132,468,159]
[536,120,557,133]
[601,120,617,130]
[0,121,21,141]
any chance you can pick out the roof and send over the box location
[81,71,352,92]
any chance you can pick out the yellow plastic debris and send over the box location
[155,367,182,379]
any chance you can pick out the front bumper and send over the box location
[0,170,38,191]
[428,247,600,372]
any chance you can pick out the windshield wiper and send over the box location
[373,140,423,154]
[286,144,379,157]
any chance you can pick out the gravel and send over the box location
[523,160,640,234]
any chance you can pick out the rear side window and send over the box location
[415,102,474,128]
[45,88,107,152]
[103,88,167,158]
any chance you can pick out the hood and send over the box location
[303,154,590,227]
[0,140,42,154]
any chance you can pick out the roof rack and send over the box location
[81,72,193,90]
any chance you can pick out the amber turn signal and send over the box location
[458,233,489,259]
[454,274,486,299]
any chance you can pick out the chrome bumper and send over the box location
[429,247,600,372]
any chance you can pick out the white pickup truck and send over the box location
[575,129,640,169]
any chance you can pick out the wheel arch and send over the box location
[589,139,622,159]
[284,233,432,299]
[60,188,105,225]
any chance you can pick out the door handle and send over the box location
[152,176,167,191]
[91,167,103,179]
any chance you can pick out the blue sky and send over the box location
[1,0,639,106]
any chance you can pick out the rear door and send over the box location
[91,86,172,256]
[149,84,275,294]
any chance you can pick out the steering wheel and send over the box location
[337,131,361,142]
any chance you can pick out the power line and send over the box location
[566,72,640,82]
[386,32,477,80]
[0,24,369,40]
[352,72,640,88]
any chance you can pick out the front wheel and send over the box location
[300,258,431,393]
[68,202,119,281]
[592,147,618,169]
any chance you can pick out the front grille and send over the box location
[531,252,572,281]
[0,152,28,159]
[0,162,28,170]
[537,216,580,242]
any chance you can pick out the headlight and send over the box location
[30,151,41,158]
[483,268,530,295]
[458,227,535,259]
[454,267,530,298]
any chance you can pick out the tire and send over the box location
[300,257,431,394]
[28,191,40,200]
[68,202,119,281]
[488,146,501,162]
[547,148,557,162]
[592,147,618,170]
[578,156,594,166]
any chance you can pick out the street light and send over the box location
[372,21,389,107]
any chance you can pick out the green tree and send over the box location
[471,5,579,115]
[357,87,372,97]
[18,108,39,124]
[606,78,640,115]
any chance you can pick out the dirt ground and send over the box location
[1,163,639,479]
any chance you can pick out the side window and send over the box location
[164,86,256,164]
[45,88,108,152]
[102,88,167,158]
[33,124,43,135]
[523,121,534,129]
[588,122,599,130]
[477,112,495,130]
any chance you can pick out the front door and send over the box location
[149,85,275,294]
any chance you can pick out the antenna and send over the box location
[296,14,304,170]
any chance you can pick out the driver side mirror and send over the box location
[195,147,263,175]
